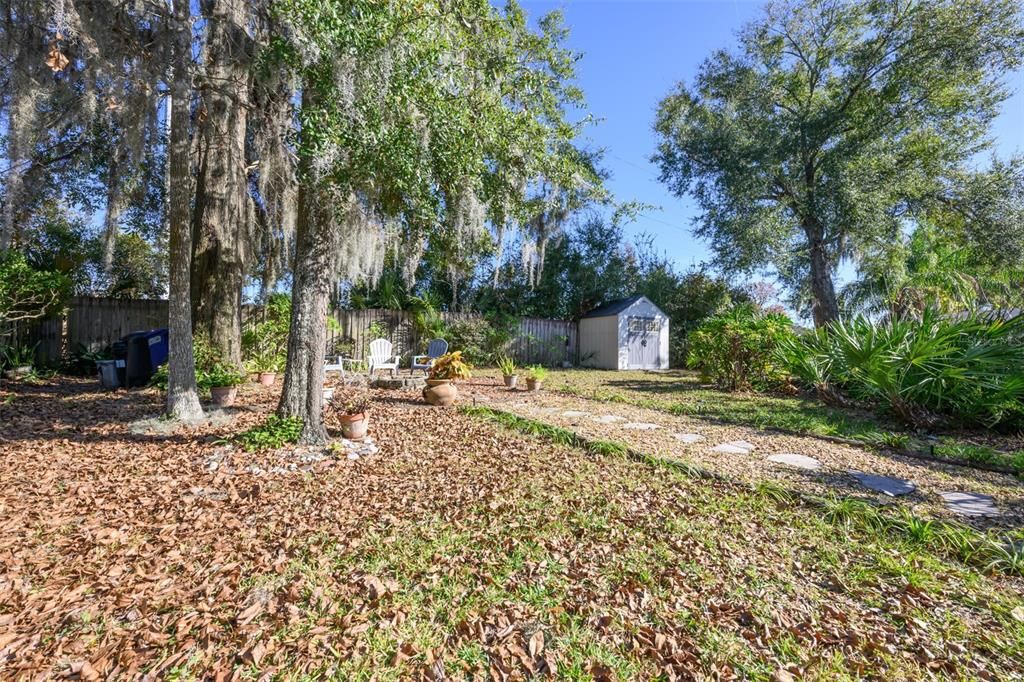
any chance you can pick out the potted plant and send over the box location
[525,365,548,392]
[2,344,36,380]
[325,385,371,441]
[203,363,245,407]
[248,351,283,386]
[423,351,472,406]
[496,354,518,389]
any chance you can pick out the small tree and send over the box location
[0,251,71,326]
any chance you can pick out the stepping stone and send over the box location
[849,471,916,497]
[939,491,1000,517]
[561,410,589,418]
[767,453,821,470]
[725,440,757,452]
[712,443,753,455]
[594,415,627,424]
[673,433,703,444]
[622,422,660,430]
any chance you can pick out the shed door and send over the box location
[626,316,659,369]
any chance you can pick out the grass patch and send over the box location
[547,369,1024,475]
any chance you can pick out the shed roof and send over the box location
[581,295,648,319]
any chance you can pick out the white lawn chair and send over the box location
[368,338,400,377]
[412,338,448,375]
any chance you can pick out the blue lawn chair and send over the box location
[412,338,448,375]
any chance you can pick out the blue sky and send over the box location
[518,0,1024,284]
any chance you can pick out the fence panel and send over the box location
[13,297,580,367]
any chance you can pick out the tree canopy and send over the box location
[654,0,1024,326]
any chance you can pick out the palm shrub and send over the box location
[781,310,1024,429]
[687,304,795,391]
[242,293,291,374]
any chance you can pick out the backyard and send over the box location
[2,373,1023,680]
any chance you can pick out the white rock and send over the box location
[673,433,703,444]
[622,422,660,430]
[767,453,822,470]
[712,443,753,455]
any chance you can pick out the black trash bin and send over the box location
[124,332,154,388]
[111,340,129,388]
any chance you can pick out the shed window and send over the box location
[628,317,659,333]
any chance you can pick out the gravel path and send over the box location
[470,385,1024,526]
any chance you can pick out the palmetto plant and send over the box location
[781,310,1024,429]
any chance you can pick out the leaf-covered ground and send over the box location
[1,378,1023,680]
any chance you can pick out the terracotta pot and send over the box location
[526,378,542,392]
[338,411,370,441]
[210,386,237,407]
[423,378,458,406]
[503,374,518,389]
[258,372,277,386]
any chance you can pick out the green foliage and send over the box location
[62,343,112,376]
[860,431,911,451]
[495,354,517,376]
[0,251,71,325]
[653,0,1024,323]
[201,362,245,389]
[445,317,512,366]
[243,293,291,373]
[781,311,1024,429]
[687,305,795,391]
[236,415,304,452]
[526,365,548,382]
[1,343,38,369]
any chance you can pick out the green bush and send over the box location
[0,251,71,326]
[243,293,290,373]
[687,305,795,391]
[445,317,513,365]
[781,310,1024,429]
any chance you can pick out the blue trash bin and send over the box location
[141,328,169,370]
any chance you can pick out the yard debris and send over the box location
[1,376,1022,679]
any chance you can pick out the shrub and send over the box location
[687,304,795,391]
[781,310,1024,429]
[445,317,513,365]
[0,251,71,326]
[243,293,290,373]
[324,385,371,420]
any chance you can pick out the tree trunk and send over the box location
[278,182,332,444]
[165,6,204,422]
[189,0,251,367]
[804,217,840,328]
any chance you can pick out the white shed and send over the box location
[578,295,670,370]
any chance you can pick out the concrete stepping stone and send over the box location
[594,414,627,424]
[712,443,753,455]
[767,453,821,470]
[849,471,916,497]
[939,491,1000,517]
[725,440,757,451]
[561,410,589,418]
[673,433,703,444]
[622,422,660,430]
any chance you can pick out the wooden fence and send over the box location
[5,297,578,367]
